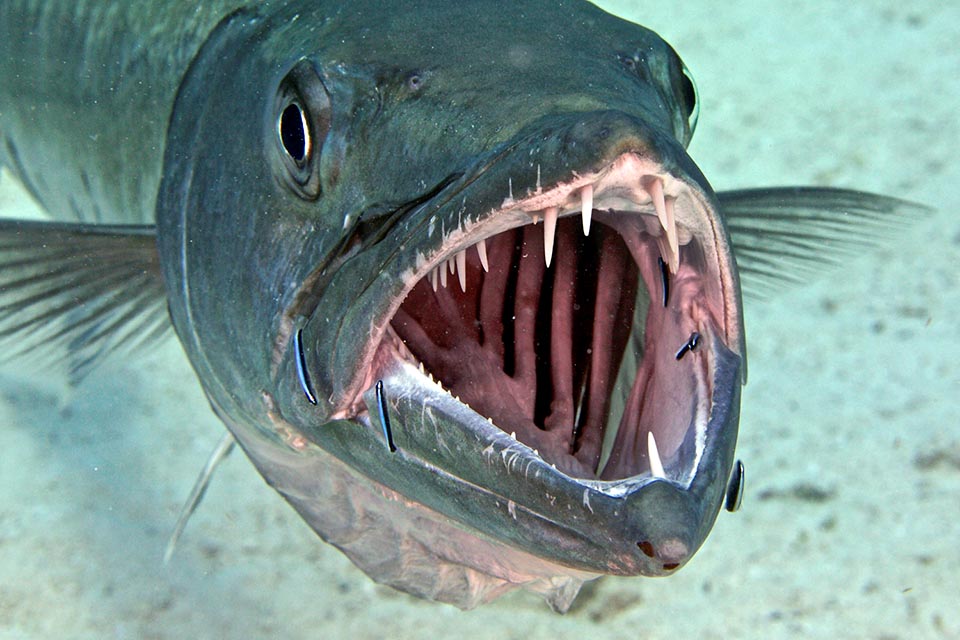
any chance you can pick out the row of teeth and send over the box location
[427,177,681,294]
[415,358,667,480]
[386,326,669,480]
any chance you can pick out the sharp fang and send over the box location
[581,184,593,236]
[448,256,456,274]
[430,267,439,291]
[648,431,666,479]
[456,250,467,292]
[439,263,448,288]
[477,238,489,272]
[645,177,679,273]
[543,206,558,268]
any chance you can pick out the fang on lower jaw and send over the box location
[648,431,665,478]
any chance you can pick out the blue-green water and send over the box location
[1,2,957,638]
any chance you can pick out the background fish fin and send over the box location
[164,431,236,564]
[0,219,170,380]
[718,187,931,298]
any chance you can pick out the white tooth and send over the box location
[543,206,558,268]
[456,250,467,292]
[645,177,679,273]
[648,431,666,479]
[431,267,439,291]
[532,214,540,225]
[448,256,456,274]
[440,263,448,288]
[477,238,489,272]
[581,184,593,236]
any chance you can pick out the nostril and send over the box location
[637,537,690,567]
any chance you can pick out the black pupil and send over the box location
[280,103,308,163]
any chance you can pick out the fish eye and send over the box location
[680,65,699,136]
[273,59,331,200]
[279,102,311,166]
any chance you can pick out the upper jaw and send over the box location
[323,109,740,407]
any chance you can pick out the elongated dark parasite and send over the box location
[375,380,397,453]
[294,328,317,405]
[674,331,702,361]
[658,255,669,306]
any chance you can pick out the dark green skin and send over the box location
[1,0,743,607]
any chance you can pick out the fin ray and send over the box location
[719,187,930,297]
[0,219,170,378]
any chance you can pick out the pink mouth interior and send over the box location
[391,215,709,480]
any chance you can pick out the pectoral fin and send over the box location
[719,187,931,296]
[0,219,169,379]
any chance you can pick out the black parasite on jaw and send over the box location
[658,255,669,306]
[674,332,701,361]
[294,327,317,405]
[376,380,397,453]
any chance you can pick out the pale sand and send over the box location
[1,1,957,638]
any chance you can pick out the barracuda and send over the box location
[0,0,921,610]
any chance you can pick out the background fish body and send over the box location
[0,0,925,612]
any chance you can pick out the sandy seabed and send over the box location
[1,1,958,639]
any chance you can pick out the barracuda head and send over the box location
[159,0,745,609]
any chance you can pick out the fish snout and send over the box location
[619,480,703,575]
[534,108,681,173]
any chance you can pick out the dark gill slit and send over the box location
[500,228,520,378]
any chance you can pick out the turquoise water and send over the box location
[1,1,957,638]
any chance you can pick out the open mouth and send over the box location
[366,154,728,486]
